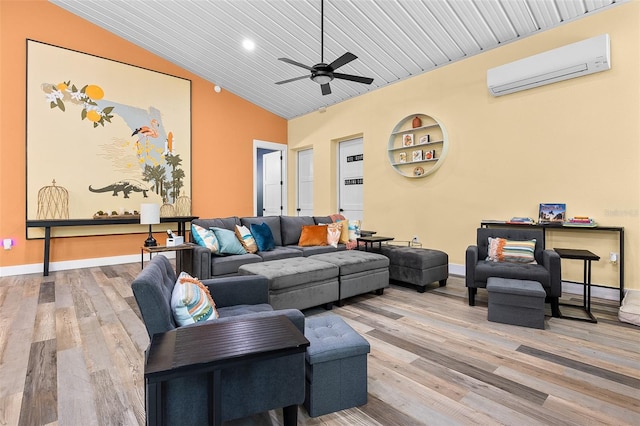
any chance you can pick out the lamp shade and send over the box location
[140,203,160,225]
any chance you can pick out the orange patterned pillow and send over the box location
[298,225,328,247]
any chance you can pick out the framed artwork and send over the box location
[418,135,430,145]
[26,40,191,238]
[398,152,407,163]
[402,134,414,147]
[424,149,436,160]
[412,150,423,162]
[538,203,566,223]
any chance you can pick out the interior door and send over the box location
[297,149,313,216]
[262,151,283,216]
[338,138,363,222]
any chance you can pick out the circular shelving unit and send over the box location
[387,113,449,178]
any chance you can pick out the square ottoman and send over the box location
[304,315,370,417]
[487,277,546,329]
[378,246,448,292]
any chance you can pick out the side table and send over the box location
[141,243,195,275]
[554,248,600,323]
[144,315,309,426]
[356,236,394,251]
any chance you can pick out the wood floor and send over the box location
[0,261,638,426]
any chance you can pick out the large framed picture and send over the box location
[538,203,566,223]
[26,40,192,238]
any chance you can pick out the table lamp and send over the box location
[140,203,160,247]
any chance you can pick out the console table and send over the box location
[144,315,309,426]
[26,216,198,276]
[480,221,624,303]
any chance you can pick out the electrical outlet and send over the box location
[610,252,618,263]
[3,238,13,250]
[412,235,419,243]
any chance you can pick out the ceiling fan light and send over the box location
[311,74,332,84]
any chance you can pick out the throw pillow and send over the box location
[298,225,328,247]
[191,223,219,253]
[250,222,276,251]
[210,227,247,255]
[348,219,361,241]
[337,219,350,244]
[171,271,219,326]
[487,237,537,264]
[327,222,342,248]
[234,224,258,253]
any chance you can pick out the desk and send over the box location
[554,248,599,323]
[357,236,394,251]
[141,243,195,275]
[145,315,309,426]
[26,216,198,276]
[481,221,624,303]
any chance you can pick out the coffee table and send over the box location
[357,235,394,251]
[144,315,309,425]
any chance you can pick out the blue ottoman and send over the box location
[304,315,370,417]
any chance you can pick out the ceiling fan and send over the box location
[275,0,374,95]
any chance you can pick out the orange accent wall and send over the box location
[0,0,287,267]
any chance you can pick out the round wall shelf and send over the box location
[387,113,449,178]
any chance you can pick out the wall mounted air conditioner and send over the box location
[487,34,610,97]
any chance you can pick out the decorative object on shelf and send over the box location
[160,202,175,217]
[413,166,425,177]
[175,195,192,216]
[412,116,422,128]
[387,113,449,178]
[564,216,597,227]
[140,203,161,247]
[538,203,566,224]
[37,179,69,219]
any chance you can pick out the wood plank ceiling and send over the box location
[49,0,623,119]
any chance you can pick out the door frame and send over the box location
[253,139,287,216]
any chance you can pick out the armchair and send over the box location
[132,255,305,424]
[466,228,561,317]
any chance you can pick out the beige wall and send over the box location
[287,3,640,291]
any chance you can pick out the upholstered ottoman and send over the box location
[238,257,339,310]
[304,315,370,417]
[487,277,546,329]
[309,251,389,304]
[378,246,448,292]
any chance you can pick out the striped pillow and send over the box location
[487,237,536,264]
[171,272,219,326]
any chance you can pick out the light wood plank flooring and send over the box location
[0,261,638,425]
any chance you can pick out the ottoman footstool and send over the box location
[238,257,339,311]
[487,277,546,329]
[304,315,370,417]
[378,246,448,293]
[310,251,389,305]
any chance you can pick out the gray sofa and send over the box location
[190,215,345,279]
[466,227,561,317]
[132,255,306,424]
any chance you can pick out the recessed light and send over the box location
[242,39,255,51]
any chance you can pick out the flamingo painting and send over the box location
[131,119,159,139]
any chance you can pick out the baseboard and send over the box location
[0,251,176,277]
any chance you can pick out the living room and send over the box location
[0,0,639,425]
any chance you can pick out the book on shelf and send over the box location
[564,217,597,227]
[507,217,535,224]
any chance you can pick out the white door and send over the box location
[297,149,313,216]
[338,138,363,222]
[263,151,283,216]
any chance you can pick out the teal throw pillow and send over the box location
[250,222,275,251]
[210,227,247,255]
[191,223,219,253]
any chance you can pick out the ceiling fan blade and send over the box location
[278,57,313,71]
[275,75,309,85]
[333,73,374,85]
[329,52,357,70]
[321,83,331,95]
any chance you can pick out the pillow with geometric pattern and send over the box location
[235,224,258,253]
[487,237,537,264]
[171,272,219,326]
[191,223,219,253]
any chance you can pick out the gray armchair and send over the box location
[132,255,305,424]
[466,228,561,317]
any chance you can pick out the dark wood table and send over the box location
[357,235,394,251]
[144,315,310,426]
[26,216,197,276]
[554,248,600,323]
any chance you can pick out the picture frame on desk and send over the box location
[538,203,566,224]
